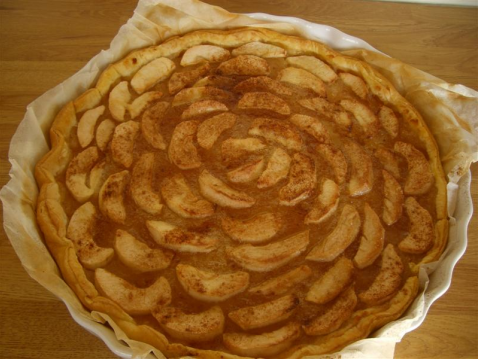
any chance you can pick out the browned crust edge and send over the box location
[34,27,448,358]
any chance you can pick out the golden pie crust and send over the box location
[35,27,448,358]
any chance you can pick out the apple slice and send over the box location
[316,144,348,185]
[146,220,218,253]
[66,146,100,203]
[289,114,330,144]
[375,147,401,179]
[394,141,433,195]
[382,170,404,226]
[168,63,210,95]
[161,173,215,219]
[339,72,369,100]
[108,81,131,121]
[181,45,230,66]
[299,97,352,129]
[153,306,225,342]
[217,55,270,76]
[237,92,290,116]
[340,99,378,137]
[306,257,354,305]
[286,56,337,83]
[303,287,357,336]
[182,100,228,120]
[111,120,139,168]
[130,57,175,94]
[222,138,266,165]
[221,212,282,244]
[172,86,233,107]
[95,268,171,315]
[96,119,116,151]
[98,170,130,224]
[307,204,361,262]
[67,202,114,270]
[114,230,173,273]
[229,295,299,330]
[227,157,265,183]
[197,112,236,150]
[176,264,249,302]
[279,153,316,206]
[359,244,403,305]
[168,120,201,170]
[249,117,303,152]
[223,321,301,357]
[378,105,399,138]
[141,101,169,150]
[131,153,163,215]
[234,76,292,96]
[77,105,105,148]
[399,197,434,253]
[127,91,163,119]
[257,147,291,189]
[226,231,309,272]
[248,265,312,296]
[304,178,340,225]
[342,139,374,197]
[198,170,255,209]
[278,67,326,97]
[354,203,385,269]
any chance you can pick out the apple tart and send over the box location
[35,27,448,358]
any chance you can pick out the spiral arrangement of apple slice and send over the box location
[61,41,438,357]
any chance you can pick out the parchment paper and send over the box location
[1,1,477,358]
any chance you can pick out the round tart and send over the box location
[35,27,448,358]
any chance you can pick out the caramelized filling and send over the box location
[59,54,438,351]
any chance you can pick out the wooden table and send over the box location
[0,1,476,358]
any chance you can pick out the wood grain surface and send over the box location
[0,1,477,358]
